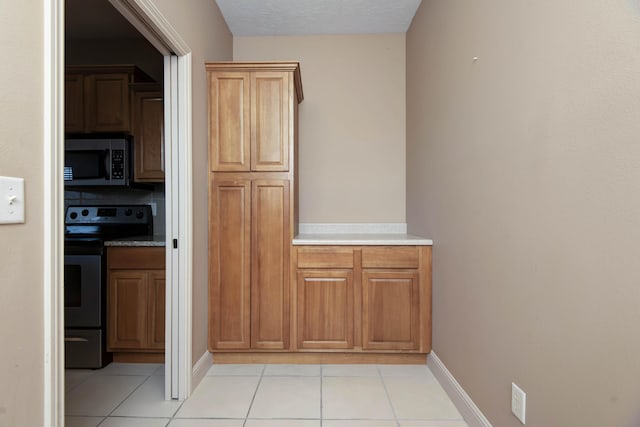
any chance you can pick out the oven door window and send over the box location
[65,265,82,307]
[64,255,102,328]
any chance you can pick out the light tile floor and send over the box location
[66,363,468,427]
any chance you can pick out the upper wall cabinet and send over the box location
[206,62,304,172]
[65,65,153,134]
[131,83,164,182]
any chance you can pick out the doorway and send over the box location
[44,0,194,424]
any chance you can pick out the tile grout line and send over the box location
[377,365,401,427]
[242,364,266,427]
[65,369,96,394]
[104,371,156,420]
[320,365,323,427]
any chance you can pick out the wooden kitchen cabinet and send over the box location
[65,72,85,133]
[107,246,165,361]
[65,65,153,134]
[131,84,164,182]
[209,178,291,351]
[209,179,251,350]
[207,63,303,172]
[296,269,354,350]
[362,270,420,350]
[208,62,302,355]
[108,270,147,349]
[293,245,432,356]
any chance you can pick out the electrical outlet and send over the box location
[512,382,526,424]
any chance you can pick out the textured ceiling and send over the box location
[215,0,422,36]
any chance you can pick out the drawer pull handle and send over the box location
[65,337,89,342]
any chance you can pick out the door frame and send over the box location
[43,0,194,424]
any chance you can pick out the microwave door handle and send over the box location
[104,149,110,179]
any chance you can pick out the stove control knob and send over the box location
[70,212,78,219]
[124,209,133,216]
[136,211,144,219]
[81,209,89,217]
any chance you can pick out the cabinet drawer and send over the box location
[361,246,419,269]
[108,247,165,269]
[297,247,354,268]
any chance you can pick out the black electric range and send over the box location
[64,205,153,368]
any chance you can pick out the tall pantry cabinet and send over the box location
[207,62,303,352]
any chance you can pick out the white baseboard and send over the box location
[191,351,212,393]
[428,352,493,427]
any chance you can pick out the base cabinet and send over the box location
[362,269,420,350]
[294,245,431,354]
[296,270,354,350]
[107,247,165,359]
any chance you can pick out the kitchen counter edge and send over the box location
[292,233,433,246]
[104,237,166,247]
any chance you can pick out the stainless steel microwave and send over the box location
[64,138,131,187]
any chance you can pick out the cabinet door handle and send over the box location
[65,337,89,342]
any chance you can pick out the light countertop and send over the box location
[104,235,166,247]
[293,233,432,246]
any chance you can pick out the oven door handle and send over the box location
[65,337,89,342]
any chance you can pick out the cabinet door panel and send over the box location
[147,272,166,350]
[85,73,130,132]
[108,271,147,350]
[210,180,251,349]
[251,180,290,349]
[209,72,251,171]
[65,73,85,132]
[251,72,289,171]
[362,270,420,350]
[133,89,164,182]
[297,270,354,349]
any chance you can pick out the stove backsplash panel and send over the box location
[65,186,165,236]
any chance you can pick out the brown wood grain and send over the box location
[209,72,251,171]
[132,86,164,182]
[362,246,419,269]
[296,270,354,349]
[85,73,130,132]
[251,72,290,171]
[147,271,166,350]
[297,247,355,268]
[362,269,420,351]
[251,180,290,350]
[64,73,85,132]
[209,179,251,350]
[108,270,147,351]
[107,247,165,270]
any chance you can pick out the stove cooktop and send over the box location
[64,205,153,241]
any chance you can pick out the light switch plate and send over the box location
[0,176,25,224]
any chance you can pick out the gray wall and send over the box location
[406,0,640,426]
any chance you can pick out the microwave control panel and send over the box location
[111,150,124,180]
